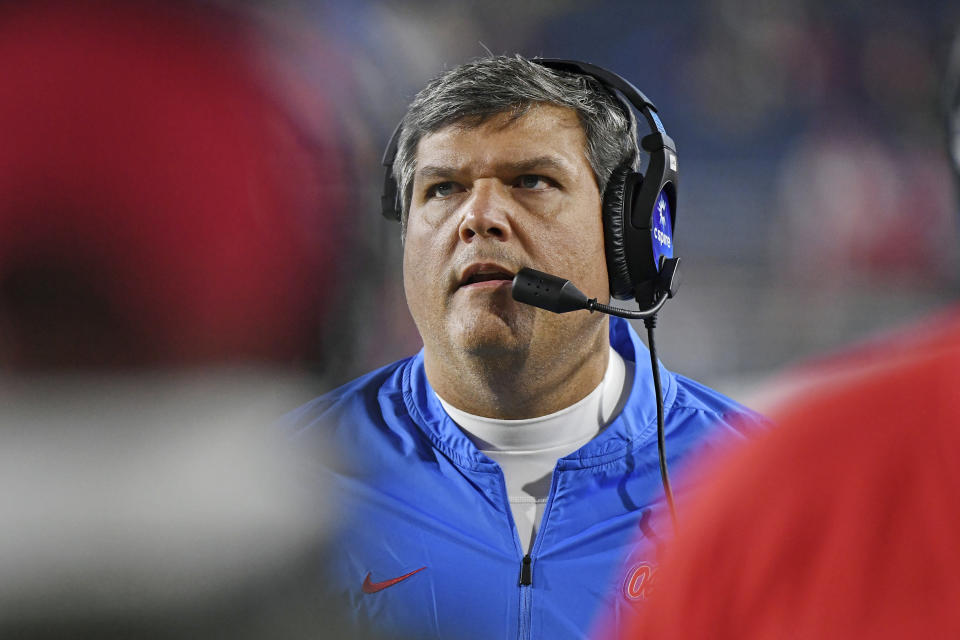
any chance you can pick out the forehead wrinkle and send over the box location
[415,155,574,183]
[414,105,589,179]
[499,155,571,175]
[415,164,459,181]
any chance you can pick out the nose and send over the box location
[458,179,513,243]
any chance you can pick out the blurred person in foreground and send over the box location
[607,33,960,640]
[0,1,362,637]
[284,55,767,639]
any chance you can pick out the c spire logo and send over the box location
[652,194,672,251]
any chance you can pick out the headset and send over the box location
[380,58,679,309]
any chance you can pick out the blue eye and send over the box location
[516,175,549,190]
[428,182,462,198]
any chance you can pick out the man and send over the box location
[286,55,765,639]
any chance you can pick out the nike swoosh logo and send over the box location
[362,567,426,594]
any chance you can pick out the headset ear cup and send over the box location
[602,165,639,300]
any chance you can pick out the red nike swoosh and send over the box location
[362,567,427,594]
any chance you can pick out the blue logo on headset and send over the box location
[651,191,673,269]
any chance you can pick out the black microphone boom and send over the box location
[511,265,678,319]
[510,268,590,313]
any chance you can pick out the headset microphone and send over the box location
[511,259,682,532]
[511,260,680,319]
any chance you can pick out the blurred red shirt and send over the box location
[0,1,347,369]
[611,306,960,639]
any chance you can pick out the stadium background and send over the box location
[243,0,960,401]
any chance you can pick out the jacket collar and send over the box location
[401,317,676,471]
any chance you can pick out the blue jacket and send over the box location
[285,317,766,639]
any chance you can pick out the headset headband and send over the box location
[533,59,668,140]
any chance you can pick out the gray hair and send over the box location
[393,55,639,231]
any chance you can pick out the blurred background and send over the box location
[230,0,960,398]
[2,0,959,636]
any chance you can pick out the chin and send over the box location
[450,314,527,359]
[460,340,527,364]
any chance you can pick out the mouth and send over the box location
[457,263,516,291]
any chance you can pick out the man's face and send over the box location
[403,103,609,362]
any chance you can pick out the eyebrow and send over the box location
[415,155,571,181]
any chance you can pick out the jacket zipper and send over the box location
[519,554,532,586]
[519,553,533,639]
[515,466,561,640]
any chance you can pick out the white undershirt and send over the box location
[436,347,634,552]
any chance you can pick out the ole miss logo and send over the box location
[623,562,658,601]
